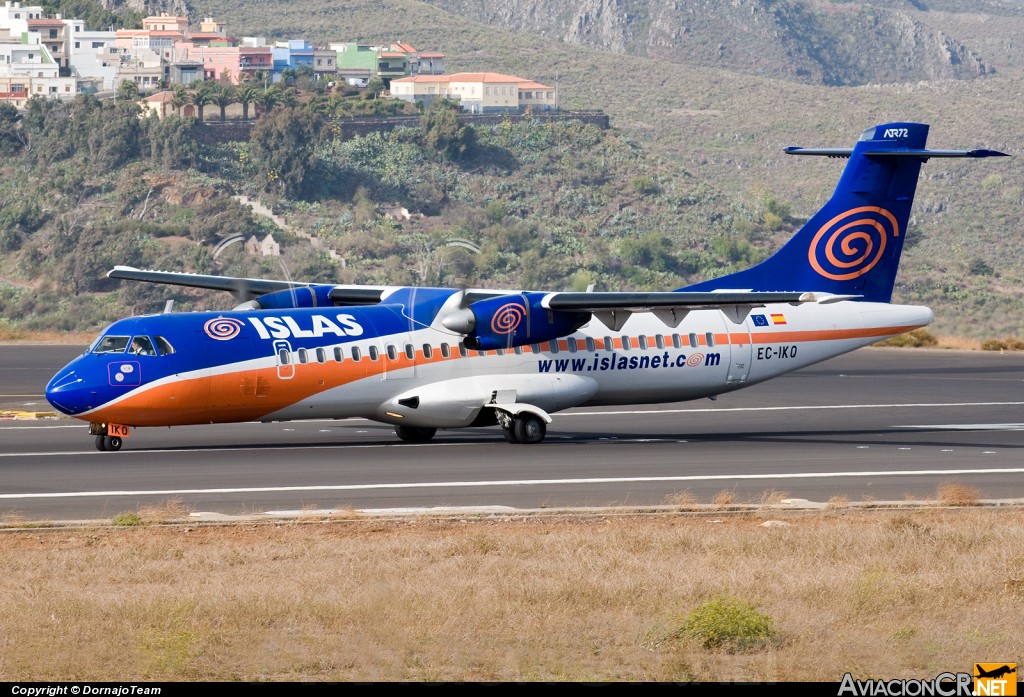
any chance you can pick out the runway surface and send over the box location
[2,344,1023,522]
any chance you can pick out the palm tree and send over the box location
[252,85,278,117]
[237,82,260,120]
[189,80,218,123]
[211,84,237,121]
[170,83,190,116]
[116,79,140,103]
[276,86,299,109]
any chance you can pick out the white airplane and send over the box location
[45,122,1006,451]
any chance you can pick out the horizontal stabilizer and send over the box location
[785,147,1008,160]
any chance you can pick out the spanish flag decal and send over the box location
[770,314,787,325]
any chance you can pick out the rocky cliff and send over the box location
[421,0,994,85]
[100,0,193,20]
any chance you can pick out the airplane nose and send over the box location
[45,368,88,415]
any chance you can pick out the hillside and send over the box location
[186,0,1024,339]
[2,0,1022,341]
[420,0,1003,86]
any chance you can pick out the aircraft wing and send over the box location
[108,266,307,301]
[540,290,853,329]
[108,265,858,330]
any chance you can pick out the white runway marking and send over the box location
[4,468,1024,501]
[895,423,1024,430]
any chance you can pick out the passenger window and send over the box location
[530,344,541,353]
[129,336,156,356]
[278,348,291,364]
[297,348,309,364]
[441,343,451,358]
[459,343,468,357]
[351,346,362,361]
[655,335,665,349]
[568,338,577,353]
[423,344,433,359]
[604,336,613,350]
[586,337,595,352]
[672,334,681,349]
[514,345,523,355]
[621,336,631,350]
[316,348,327,364]
[94,335,130,354]
[405,344,415,360]
[706,332,715,347]
[334,347,345,362]
[689,333,698,348]
[368,346,379,361]
[638,335,648,350]
[387,345,398,361]
[548,340,558,354]
[154,336,175,355]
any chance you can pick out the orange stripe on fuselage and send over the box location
[84,349,463,427]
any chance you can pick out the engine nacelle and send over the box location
[442,292,590,350]
[250,285,337,310]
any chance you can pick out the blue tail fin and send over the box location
[681,122,1006,303]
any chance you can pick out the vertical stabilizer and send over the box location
[682,123,1005,302]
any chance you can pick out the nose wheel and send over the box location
[94,435,123,452]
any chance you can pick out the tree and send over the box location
[189,80,218,123]
[116,79,140,103]
[211,84,237,121]
[0,101,25,154]
[237,82,260,120]
[170,83,190,115]
[419,99,475,162]
[365,76,385,99]
[248,107,325,199]
[252,85,278,117]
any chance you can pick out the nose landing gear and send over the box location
[89,423,129,451]
[94,435,123,451]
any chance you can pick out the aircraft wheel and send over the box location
[95,435,107,452]
[105,436,123,452]
[514,414,546,444]
[395,425,437,443]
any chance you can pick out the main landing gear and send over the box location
[498,411,547,444]
[394,425,438,443]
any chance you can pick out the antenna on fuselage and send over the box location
[163,299,175,313]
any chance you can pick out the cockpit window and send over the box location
[93,335,131,354]
[154,336,175,356]
[129,336,157,356]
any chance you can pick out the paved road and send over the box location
[2,345,1023,522]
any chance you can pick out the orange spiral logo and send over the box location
[808,206,899,281]
[204,317,244,341]
[686,353,704,367]
[490,303,525,335]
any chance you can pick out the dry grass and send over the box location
[936,483,982,507]
[1,507,1021,682]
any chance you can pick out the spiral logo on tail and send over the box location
[204,317,244,341]
[490,303,526,335]
[809,206,899,281]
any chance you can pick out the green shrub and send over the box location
[112,512,143,527]
[875,329,937,348]
[679,595,778,652]
[982,338,1024,351]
